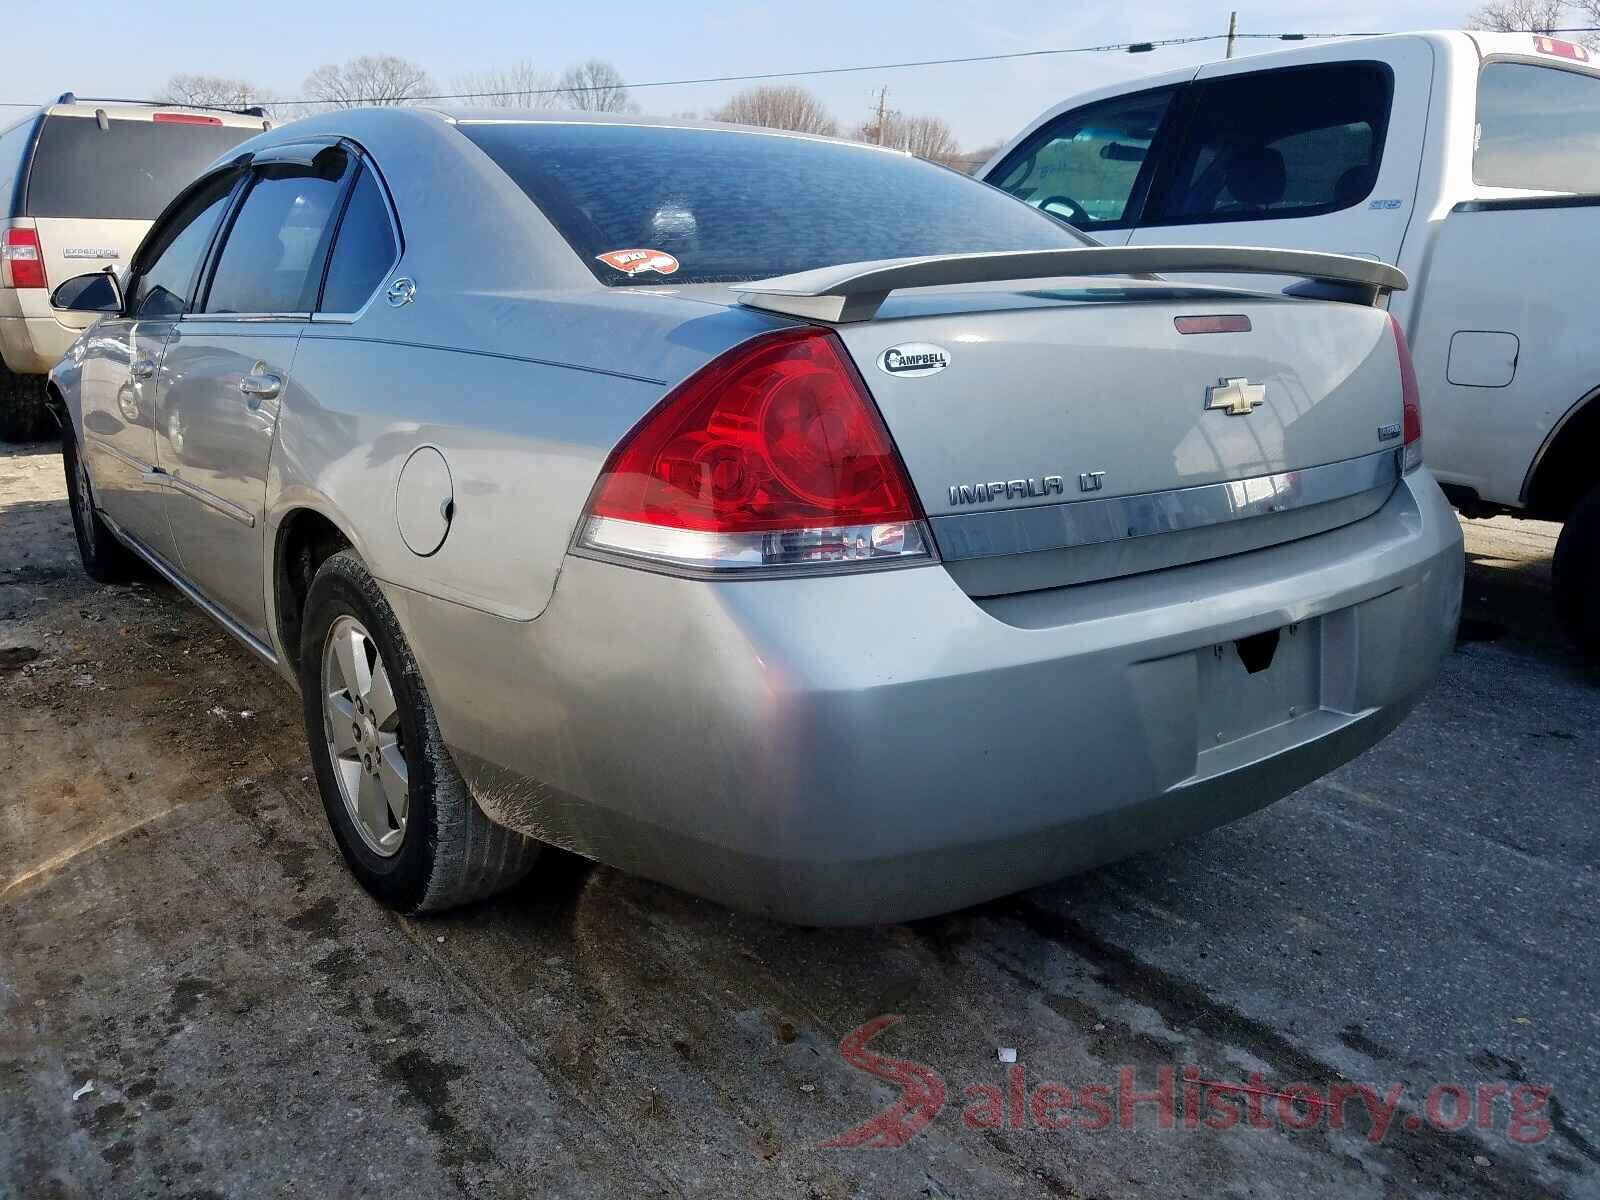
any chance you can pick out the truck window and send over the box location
[1475,63,1600,193]
[1149,62,1392,225]
[25,114,257,222]
[987,87,1177,229]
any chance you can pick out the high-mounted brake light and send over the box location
[1533,35,1589,61]
[577,326,932,571]
[153,112,223,125]
[1,228,46,289]
[1389,314,1422,474]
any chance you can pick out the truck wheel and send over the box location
[63,429,138,583]
[300,549,540,912]
[0,363,51,443]
[1553,482,1600,659]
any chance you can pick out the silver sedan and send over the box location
[47,109,1463,923]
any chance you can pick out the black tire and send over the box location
[0,362,51,443]
[300,549,540,912]
[62,428,138,584]
[1553,481,1600,660]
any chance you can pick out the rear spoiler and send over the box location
[736,246,1408,322]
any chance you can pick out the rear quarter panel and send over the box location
[271,332,667,624]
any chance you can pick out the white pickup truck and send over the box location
[985,29,1600,656]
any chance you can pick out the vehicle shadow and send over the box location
[1456,512,1597,679]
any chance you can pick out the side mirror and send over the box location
[51,271,122,315]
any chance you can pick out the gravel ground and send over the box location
[2,436,1596,1200]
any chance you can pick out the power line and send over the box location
[3,27,1598,109]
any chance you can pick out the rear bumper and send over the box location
[388,471,1464,925]
[0,315,77,375]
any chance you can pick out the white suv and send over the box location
[0,95,267,440]
[985,31,1600,655]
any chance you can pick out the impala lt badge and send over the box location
[1207,377,1267,416]
[948,476,1064,505]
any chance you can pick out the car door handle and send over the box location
[130,357,156,381]
[239,372,282,401]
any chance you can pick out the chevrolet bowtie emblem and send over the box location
[1207,377,1267,416]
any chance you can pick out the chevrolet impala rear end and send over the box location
[52,111,1464,924]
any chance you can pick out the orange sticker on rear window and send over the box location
[596,249,680,276]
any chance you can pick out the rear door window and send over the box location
[127,172,240,318]
[25,114,257,221]
[987,88,1178,230]
[202,150,350,315]
[460,122,1090,286]
[318,164,398,313]
[1475,62,1600,192]
[1148,62,1392,225]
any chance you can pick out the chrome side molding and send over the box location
[931,449,1403,562]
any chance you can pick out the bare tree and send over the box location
[303,55,436,108]
[714,85,837,135]
[161,73,270,112]
[1466,0,1597,45]
[955,142,1004,176]
[451,60,559,109]
[1563,0,1600,43]
[557,59,635,113]
[853,112,964,166]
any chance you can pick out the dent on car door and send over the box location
[985,85,1184,245]
[158,146,355,642]
[77,170,239,569]
[1126,42,1435,265]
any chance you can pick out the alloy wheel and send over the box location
[321,615,408,856]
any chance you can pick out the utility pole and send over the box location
[873,86,889,145]
[1225,10,1238,58]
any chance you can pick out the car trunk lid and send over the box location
[820,283,1404,595]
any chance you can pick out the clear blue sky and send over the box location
[10,1,1482,148]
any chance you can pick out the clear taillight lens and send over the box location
[577,327,933,572]
[1390,313,1422,474]
[1,228,46,290]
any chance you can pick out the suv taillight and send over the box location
[1,228,46,290]
[577,326,933,572]
[1389,314,1422,474]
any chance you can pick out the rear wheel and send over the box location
[63,429,138,583]
[0,363,51,443]
[300,549,540,912]
[1553,481,1600,660]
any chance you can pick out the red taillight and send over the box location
[1389,314,1422,473]
[153,112,223,125]
[1,228,46,289]
[579,327,931,571]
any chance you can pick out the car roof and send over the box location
[41,99,269,128]
[419,107,912,155]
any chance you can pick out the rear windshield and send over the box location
[460,122,1090,285]
[26,114,258,220]
[1475,63,1600,193]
